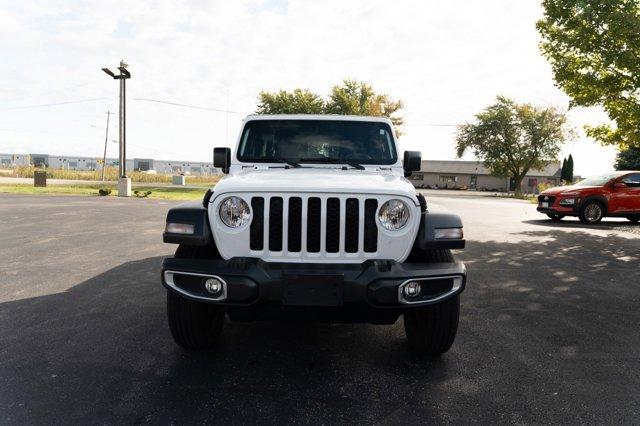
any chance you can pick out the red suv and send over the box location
[537,171,640,224]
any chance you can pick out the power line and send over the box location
[133,97,246,114]
[0,98,108,110]
[0,128,101,139]
[1,83,94,104]
[405,122,460,127]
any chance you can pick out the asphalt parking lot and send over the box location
[1,193,639,424]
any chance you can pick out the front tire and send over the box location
[166,244,225,350]
[403,248,460,356]
[579,200,605,224]
[404,295,460,356]
[167,291,224,350]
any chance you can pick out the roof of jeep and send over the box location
[244,114,393,124]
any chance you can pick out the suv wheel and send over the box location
[166,244,225,350]
[579,201,604,224]
[403,249,460,356]
[546,213,564,221]
[404,295,460,356]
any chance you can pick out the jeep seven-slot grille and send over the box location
[249,196,378,254]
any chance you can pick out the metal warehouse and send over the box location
[0,153,220,175]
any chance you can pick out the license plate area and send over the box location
[283,274,344,306]
[541,202,549,208]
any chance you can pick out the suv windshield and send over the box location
[574,173,622,186]
[237,119,397,165]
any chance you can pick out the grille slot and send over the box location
[538,195,556,204]
[345,198,359,253]
[250,197,264,250]
[364,199,378,252]
[268,197,283,251]
[326,198,340,253]
[287,197,302,252]
[307,197,321,253]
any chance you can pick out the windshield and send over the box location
[237,119,397,165]
[574,173,622,186]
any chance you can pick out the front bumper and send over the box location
[161,257,466,324]
[536,206,577,215]
[536,195,578,215]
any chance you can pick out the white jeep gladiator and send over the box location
[162,115,466,355]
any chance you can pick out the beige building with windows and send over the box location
[409,160,562,193]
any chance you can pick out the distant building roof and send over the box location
[419,160,561,178]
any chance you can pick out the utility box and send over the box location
[172,175,186,186]
[34,171,47,187]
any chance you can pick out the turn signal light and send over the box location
[434,227,463,240]
[165,223,195,234]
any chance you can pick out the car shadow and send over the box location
[2,228,640,423]
[523,218,637,230]
[0,256,453,424]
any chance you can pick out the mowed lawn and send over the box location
[0,183,209,200]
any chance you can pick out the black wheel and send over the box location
[402,249,460,356]
[578,200,605,224]
[627,216,640,223]
[546,213,564,221]
[166,244,225,350]
[403,295,460,356]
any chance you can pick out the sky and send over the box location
[0,0,619,176]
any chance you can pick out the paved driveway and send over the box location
[1,194,638,423]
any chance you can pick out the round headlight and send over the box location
[378,199,410,230]
[219,196,251,228]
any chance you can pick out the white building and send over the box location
[0,153,220,175]
[409,160,562,193]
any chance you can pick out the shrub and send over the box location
[98,188,112,196]
[133,190,152,198]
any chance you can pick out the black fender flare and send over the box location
[577,195,608,214]
[163,201,212,245]
[412,212,465,250]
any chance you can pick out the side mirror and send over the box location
[613,182,627,189]
[403,151,422,178]
[213,147,231,174]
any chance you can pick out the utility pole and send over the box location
[101,111,114,181]
[101,60,132,196]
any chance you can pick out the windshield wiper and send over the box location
[298,157,365,170]
[272,158,302,168]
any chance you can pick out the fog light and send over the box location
[204,278,224,295]
[403,281,422,299]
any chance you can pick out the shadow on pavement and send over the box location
[1,229,639,423]
[523,218,638,231]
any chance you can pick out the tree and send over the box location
[256,79,404,135]
[537,0,640,149]
[561,155,575,182]
[325,79,404,134]
[256,88,325,114]
[614,146,640,170]
[455,96,572,198]
[567,154,574,182]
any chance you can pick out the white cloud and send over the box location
[0,0,617,174]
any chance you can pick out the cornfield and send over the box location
[2,165,220,185]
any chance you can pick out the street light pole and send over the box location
[102,60,132,196]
